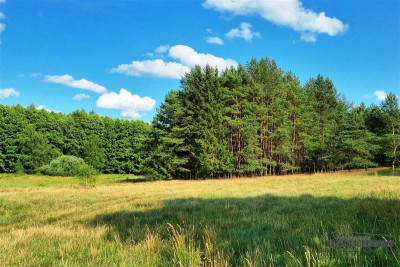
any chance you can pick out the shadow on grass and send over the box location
[367,169,400,177]
[117,178,151,183]
[91,194,400,266]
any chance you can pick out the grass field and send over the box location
[0,169,399,266]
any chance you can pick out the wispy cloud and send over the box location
[31,73,42,78]
[155,45,169,54]
[206,37,224,45]
[300,32,316,43]
[43,74,107,93]
[203,0,348,42]
[73,93,90,101]
[0,0,6,43]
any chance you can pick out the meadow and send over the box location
[0,169,399,266]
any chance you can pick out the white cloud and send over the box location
[300,32,317,42]
[155,45,169,54]
[0,88,19,99]
[43,74,107,93]
[206,28,214,34]
[0,12,5,19]
[111,59,190,79]
[203,0,348,42]
[73,93,90,101]
[0,23,5,34]
[169,45,237,70]
[374,91,387,101]
[145,52,154,58]
[31,73,42,77]
[36,105,60,113]
[0,0,5,3]
[112,45,237,79]
[17,74,25,78]
[226,22,260,42]
[96,89,156,119]
[206,37,224,45]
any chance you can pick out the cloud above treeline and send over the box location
[203,0,348,42]
[96,89,156,119]
[111,44,237,79]
[0,88,19,99]
[373,91,387,101]
[226,22,260,42]
[0,0,7,43]
[43,74,107,93]
[206,37,224,45]
[36,105,60,113]
[73,94,90,101]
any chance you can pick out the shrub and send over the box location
[37,155,86,176]
[77,163,98,187]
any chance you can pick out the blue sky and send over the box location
[0,0,399,121]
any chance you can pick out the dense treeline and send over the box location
[147,57,399,179]
[0,105,150,174]
[0,57,399,178]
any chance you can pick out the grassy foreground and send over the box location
[0,169,399,266]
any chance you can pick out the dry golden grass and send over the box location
[0,169,399,266]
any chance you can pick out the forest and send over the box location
[1,57,399,179]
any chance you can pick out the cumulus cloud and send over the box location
[226,22,260,42]
[111,59,190,79]
[96,89,156,119]
[36,105,60,113]
[374,91,387,101]
[206,37,224,45]
[0,23,5,34]
[203,0,348,42]
[169,45,237,70]
[111,45,237,79]
[73,93,90,101]
[0,88,19,99]
[155,45,169,54]
[43,74,107,93]
[0,12,5,19]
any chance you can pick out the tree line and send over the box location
[147,58,399,179]
[0,57,399,178]
[0,105,150,174]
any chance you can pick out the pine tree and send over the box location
[381,93,400,169]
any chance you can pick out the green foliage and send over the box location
[0,106,150,174]
[148,57,399,179]
[77,163,97,187]
[83,134,105,171]
[38,155,85,176]
[19,126,52,173]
